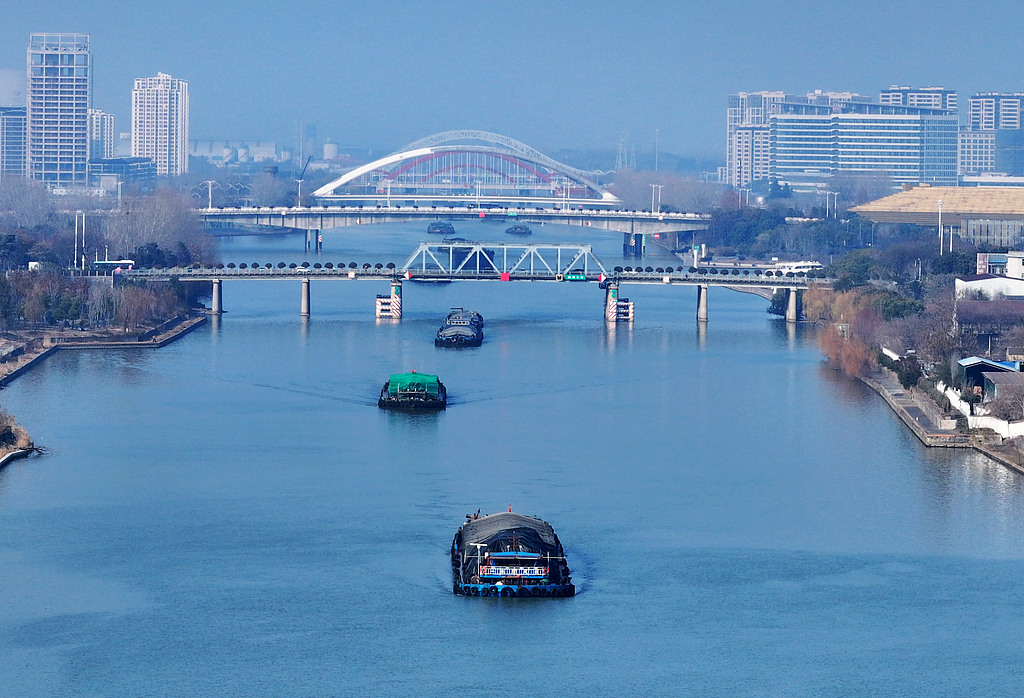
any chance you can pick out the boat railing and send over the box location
[479,565,548,577]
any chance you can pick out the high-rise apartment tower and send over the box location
[88,108,115,161]
[131,72,189,176]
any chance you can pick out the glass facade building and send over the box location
[0,107,26,182]
[769,103,958,191]
[26,33,90,186]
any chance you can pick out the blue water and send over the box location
[2,223,1024,696]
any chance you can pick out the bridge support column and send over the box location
[697,284,709,322]
[300,278,310,317]
[623,233,644,258]
[603,282,633,322]
[604,282,619,322]
[315,229,323,252]
[786,288,800,324]
[305,229,311,252]
[211,278,223,314]
[376,280,402,319]
[389,280,402,319]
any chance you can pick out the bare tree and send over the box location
[104,189,218,263]
[0,178,52,230]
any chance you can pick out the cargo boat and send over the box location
[427,221,455,235]
[505,224,532,236]
[435,307,484,348]
[451,510,575,597]
[377,372,447,410]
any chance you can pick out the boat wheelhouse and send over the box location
[451,511,574,598]
[377,372,447,410]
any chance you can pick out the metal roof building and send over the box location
[851,186,1024,247]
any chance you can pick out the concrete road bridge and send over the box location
[121,241,821,323]
[201,205,710,253]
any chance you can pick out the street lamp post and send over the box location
[937,199,944,256]
[825,191,839,218]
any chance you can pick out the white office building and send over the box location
[131,72,189,176]
[879,86,957,111]
[770,102,958,191]
[726,90,870,188]
[967,93,1024,131]
[960,130,997,175]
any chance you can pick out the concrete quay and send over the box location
[0,314,206,388]
[863,369,1024,476]
[862,371,971,448]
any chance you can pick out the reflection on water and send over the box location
[1,225,1024,694]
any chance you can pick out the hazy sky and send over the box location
[2,1,1022,161]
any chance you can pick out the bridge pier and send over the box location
[697,284,709,322]
[785,288,801,323]
[375,280,402,319]
[603,282,634,322]
[300,278,310,316]
[604,282,619,322]
[211,278,223,314]
[316,230,323,252]
[623,233,644,258]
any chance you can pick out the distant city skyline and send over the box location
[1,1,1023,161]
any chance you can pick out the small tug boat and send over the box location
[427,221,455,235]
[504,224,532,236]
[451,510,575,597]
[377,371,447,410]
[434,307,484,348]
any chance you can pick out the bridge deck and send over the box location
[120,240,815,289]
[121,265,816,290]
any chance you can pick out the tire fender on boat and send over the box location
[479,587,490,597]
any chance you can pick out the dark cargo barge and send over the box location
[427,221,455,235]
[377,372,447,410]
[451,510,575,597]
[434,308,484,348]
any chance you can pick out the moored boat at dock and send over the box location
[377,371,447,410]
[451,510,575,597]
[434,308,484,348]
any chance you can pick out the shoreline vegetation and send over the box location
[0,183,219,462]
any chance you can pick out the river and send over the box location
[2,221,1023,696]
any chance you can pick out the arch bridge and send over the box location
[313,130,621,209]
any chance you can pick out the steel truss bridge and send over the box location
[121,241,819,322]
[312,130,619,208]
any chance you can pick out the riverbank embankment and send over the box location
[862,369,1024,475]
[0,313,207,388]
